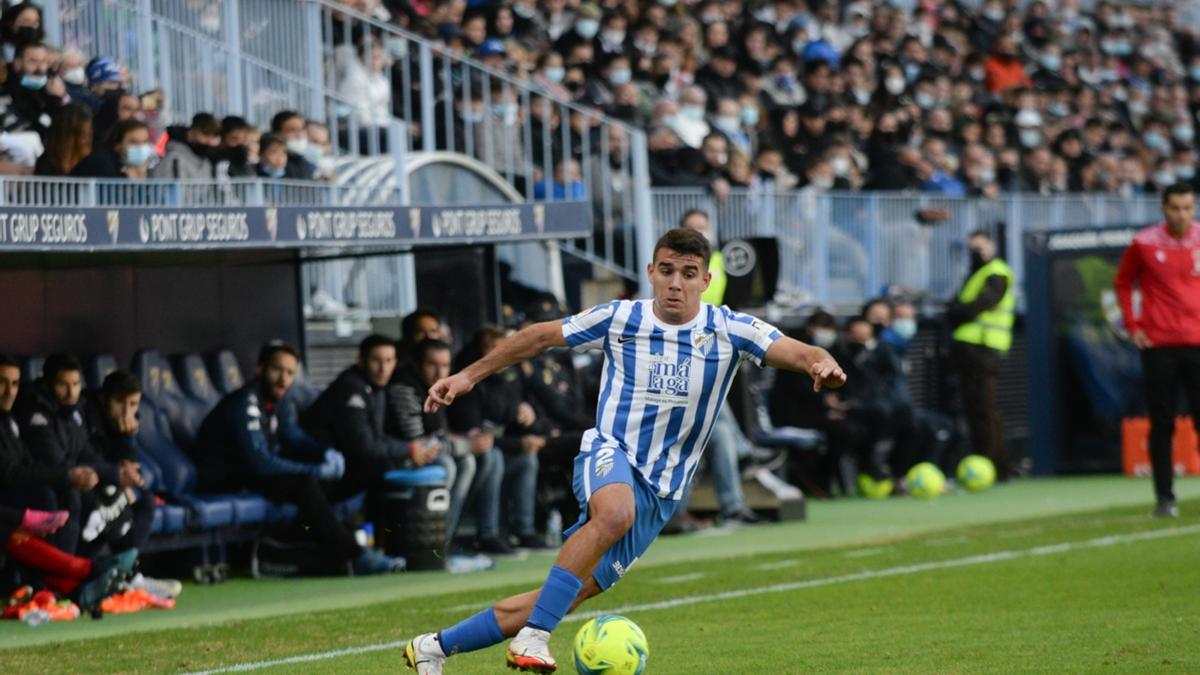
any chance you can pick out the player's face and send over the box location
[0,366,18,412]
[52,370,82,407]
[648,248,710,324]
[1163,193,1195,233]
[362,345,397,388]
[261,352,298,402]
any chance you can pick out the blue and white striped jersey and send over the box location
[561,298,782,500]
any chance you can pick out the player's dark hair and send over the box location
[401,309,442,345]
[0,353,18,370]
[652,227,711,265]
[257,340,300,367]
[101,370,142,399]
[42,352,82,381]
[678,208,710,229]
[412,339,452,365]
[1162,181,1194,204]
[358,334,396,361]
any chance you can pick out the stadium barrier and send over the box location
[650,188,1163,309]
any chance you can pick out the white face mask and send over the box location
[885,76,906,95]
[62,67,86,86]
[1019,129,1041,148]
[608,68,631,86]
[715,115,740,132]
[979,168,996,184]
[831,155,851,177]
[576,19,599,39]
[285,137,309,155]
[602,30,625,46]
[543,66,565,83]
[680,105,705,122]
[812,328,837,348]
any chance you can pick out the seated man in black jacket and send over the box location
[82,371,154,557]
[769,311,873,496]
[388,337,513,554]
[14,353,120,554]
[194,341,402,575]
[302,335,415,495]
[0,354,96,554]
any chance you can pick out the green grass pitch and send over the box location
[2,476,1198,673]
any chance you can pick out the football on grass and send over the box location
[573,615,649,674]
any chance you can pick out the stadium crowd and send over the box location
[0,1,339,184]
[328,0,1200,199]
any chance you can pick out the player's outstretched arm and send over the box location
[424,320,567,413]
[763,336,847,392]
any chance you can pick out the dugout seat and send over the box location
[20,356,43,383]
[171,353,222,408]
[133,350,210,452]
[85,354,118,390]
[206,350,245,395]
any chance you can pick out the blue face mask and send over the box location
[20,73,47,90]
[740,106,760,127]
[262,165,286,178]
[543,66,565,84]
[123,143,154,167]
[892,318,917,341]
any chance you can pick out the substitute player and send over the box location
[404,228,845,673]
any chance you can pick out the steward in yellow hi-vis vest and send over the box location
[947,231,1014,482]
[952,258,1015,352]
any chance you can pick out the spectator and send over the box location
[34,103,91,176]
[337,39,393,151]
[90,92,140,152]
[301,335,414,496]
[151,112,221,180]
[0,1,42,62]
[13,353,116,555]
[72,118,152,179]
[194,341,403,575]
[81,371,153,557]
[534,158,585,200]
[256,134,290,181]
[82,57,125,114]
[668,85,710,148]
[217,115,256,178]
[57,47,87,102]
[5,41,66,140]
[269,110,315,180]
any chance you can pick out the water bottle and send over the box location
[23,609,49,627]
[546,509,563,548]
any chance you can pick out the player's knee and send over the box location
[592,503,635,542]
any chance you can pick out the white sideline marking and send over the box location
[843,546,890,558]
[653,572,706,585]
[753,558,801,570]
[187,525,1200,674]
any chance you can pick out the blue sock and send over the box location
[438,607,503,656]
[527,565,584,632]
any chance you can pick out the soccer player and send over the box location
[404,227,846,674]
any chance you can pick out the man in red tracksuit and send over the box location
[1114,182,1200,518]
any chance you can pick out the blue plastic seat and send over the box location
[171,353,221,408]
[205,350,245,396]
[133,349,210,452]
[85,354,118,390]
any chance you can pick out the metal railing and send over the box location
[651,188,1162,308]
[49,0,650,288]
[0,175,388,208]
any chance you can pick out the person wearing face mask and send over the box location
[947,230,1015,482]
[5,42,67,140]
[151,112,221,180]
[57,48,89,104]
[72,117,154,180]
[255,133,292,188]
[269,110,315,180]
[81,57,124,115]
[0,1,43,61]
[533,52,570,100]
[216,115,256,178]
[553,2,602,57]
[769,311,874,496]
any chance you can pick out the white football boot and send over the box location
[404,633,446,675]
[506,626,557,672]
